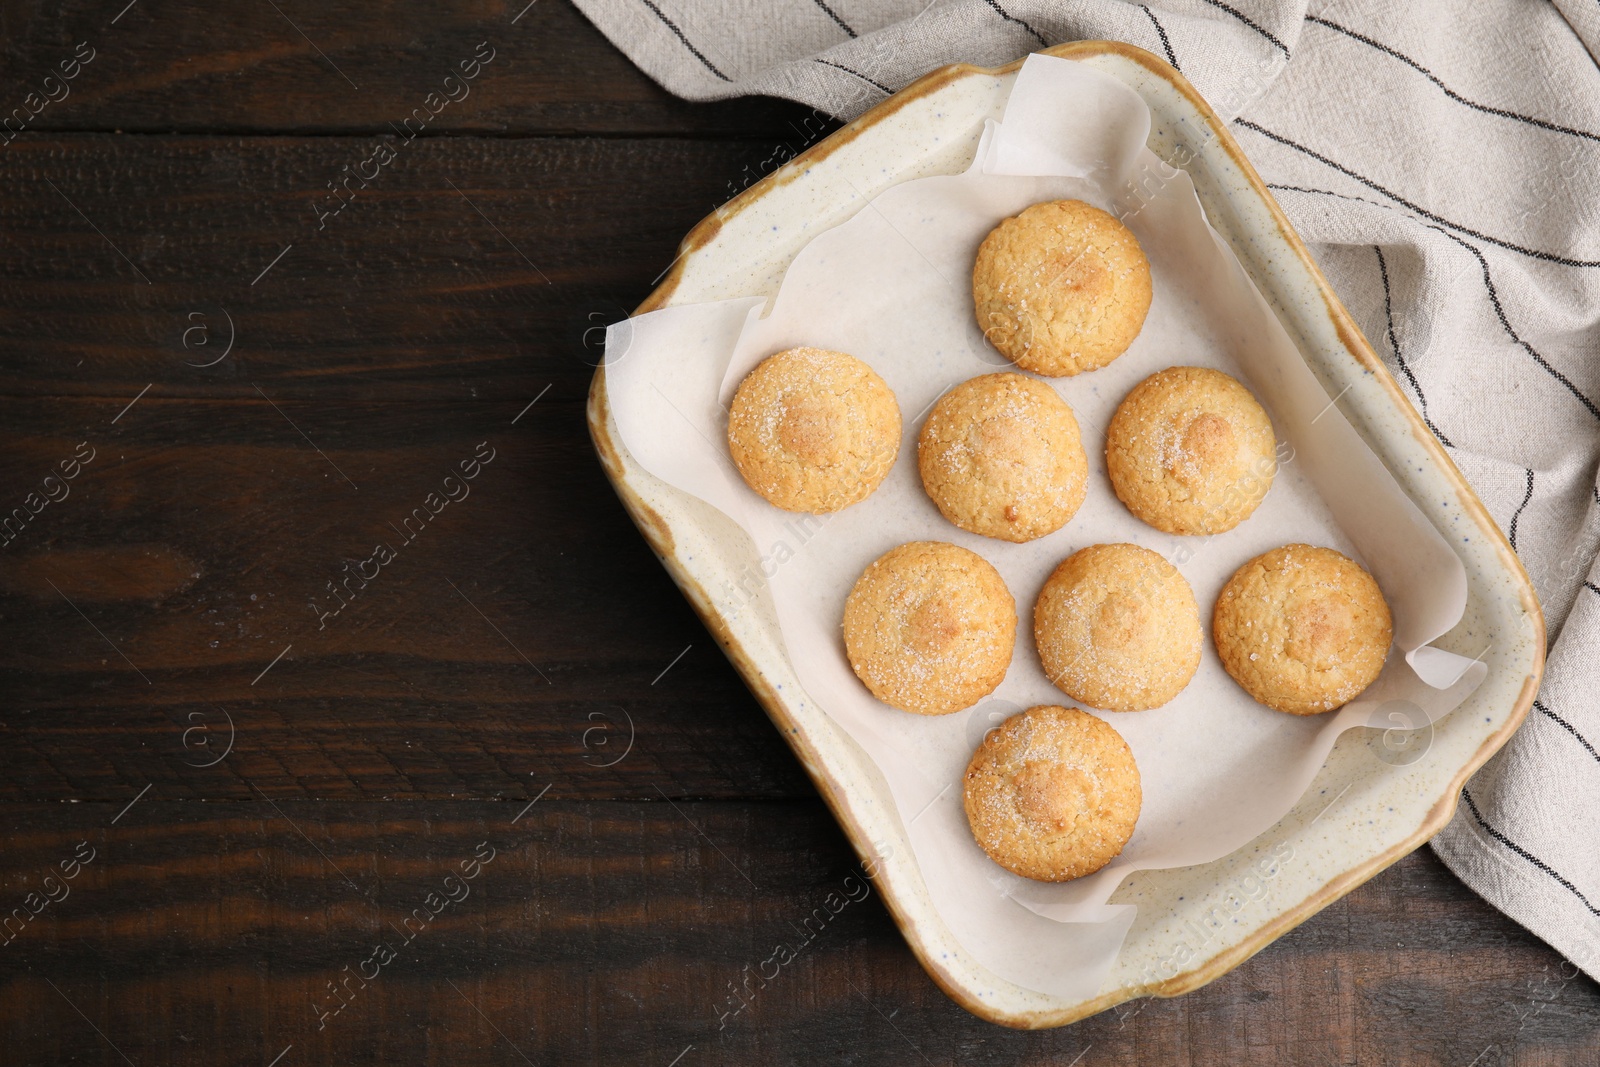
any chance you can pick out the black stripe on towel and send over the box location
[1509,468,1534,549]
[1141,5,1181,70]
[813,0,857,37]
[1462,788,1600,916]
[638,0,732,81]
[1238,119,1600,268]
[981,0,1048,47]
[813,57,891,95]
[1202,0,1289,56]
[1307,16,1600,145]
[1534,699,1600,766]
[1375,245,1454,446]
[1264,183,1600,423]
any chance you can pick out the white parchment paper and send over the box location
[605,56,1485,1000]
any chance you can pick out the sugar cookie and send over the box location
[918,372,1088,542]
[1213,543,1392,714]
[1106,366,1277,535]
[1034,543,1202,712]
[971,199,1152,377]
[843,541,1016,716]
[963,704,1142,882]
[727,347,901,513]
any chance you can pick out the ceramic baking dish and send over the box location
[586,41,1543,1028]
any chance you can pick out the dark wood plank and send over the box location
[0,133,804,401]
[0,395,813,801]
[0,0,831,137]
[0,801,1594,1065]
[0,131,833,803]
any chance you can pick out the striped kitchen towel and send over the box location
[574,0,1600,979]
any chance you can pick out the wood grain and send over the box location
[0,1,1593,1060]
[0,134,809,400]
[0,803,1594,1066]
[0,0,826,136]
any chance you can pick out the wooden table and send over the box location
[1,2,1594,1063]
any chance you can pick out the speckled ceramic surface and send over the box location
[586,42,1544,1029]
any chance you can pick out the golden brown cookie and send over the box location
[963,705,1142,882]
[1213,544,1393,715]
[917,372,1088,543]
[1106,366,1277,535]
[1034,543,1202,712]
[843,541,1016,716]
[971,199,1153,377]
[727,347,901,513]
